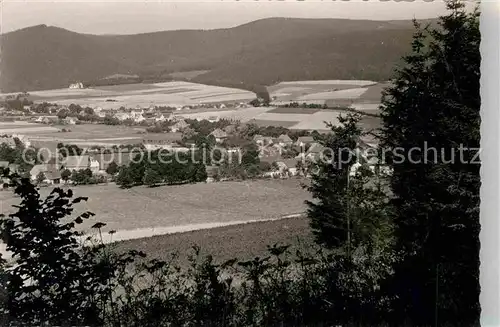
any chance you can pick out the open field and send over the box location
[179,107,342,131]
[268,80,387,108]
[0,121,60,134]
[0,179,311,235]
[297,87,369,101]
[113,216,315,267]
[267,107,321,114]
[168,70,211,80]
[1,122,145,148]
[249,120,299,128]
[9,81,256,109]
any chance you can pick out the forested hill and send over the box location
[0,18,431,93]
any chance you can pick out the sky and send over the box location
[0,0,477,35]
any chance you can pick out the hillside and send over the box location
[0,18,424,93]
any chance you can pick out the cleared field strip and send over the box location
[91,213,304,244]
[250,120,299,128]
[180,107,274,122]
[289,111,342,130]
[0,126,59,134]
[254,113,314,122]
[350,103,381,111]
[277,80,377,86]
[267,107,321,114]
[297,87,369,101]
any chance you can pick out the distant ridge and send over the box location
[0,17,429,93]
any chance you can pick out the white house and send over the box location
[69,82,84,89]
[114,112,131,121]
[170,120,189,133]
[63,117,77,125]
[89,158,100,173]
[133,114,145,123]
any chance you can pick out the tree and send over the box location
[379,2,480,325]
[143,168,162,187]
[306,114,363,250]
[61,169,72,182]
[115,166,134,188]
[36,172,46,184]
[106,161,119,175]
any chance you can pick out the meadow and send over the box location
[0,179,311,236]
[113,216,315,267]
[18,81,257,109]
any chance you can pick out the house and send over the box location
[170,120,189,133]
[295,136,315,147]
[210,129,228,143]
[142,133,183,150]
[205,165,220,183]
[155,113,167,122]
[277,134,293,147]
[44,171,62,184]
[208,116,219,123]
[29,163,61,184]
[69,82,84,89]
[89,158,100,173]
[63,117,77,125]
[253,135,273,146]
[92,151,132,172]
[301,142,327,162]
[62,155,91,171]
[114,112,131,121]
[282,159,299,176]
[133,114,145,123]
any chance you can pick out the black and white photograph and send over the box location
[0,0,496,326]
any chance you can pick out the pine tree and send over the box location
[379,1,480,325]
[306,113,391,255]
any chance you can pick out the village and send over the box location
[0,93,381,188]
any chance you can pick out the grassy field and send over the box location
[27,81,256,109]
[0,179,311,235]
[112,216,316,267]
[267,107,321,114]
[249,120,299,128]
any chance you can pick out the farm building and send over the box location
[170,120,189,133]
[30,163,61,184]
[61,155,91,171]
[277,134,293,146]
[91,152,133,171]
[142,133,183,151]
[69,82,84,89]
[295,136,315,147]
[253,135,273,146]
[205,165,220,183]
[209,129,228,143]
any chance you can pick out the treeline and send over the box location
[1,93,33,111]
[115,150,207,188]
